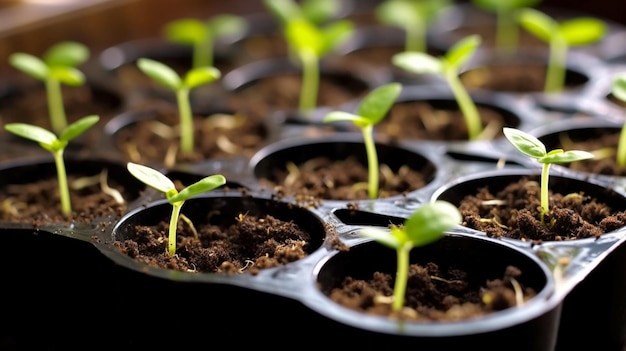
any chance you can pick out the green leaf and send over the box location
[59,115,99,142]
[392,52,443,74]
[503,127,547,158]
[184,66,221,89]
[209,14,247,38]
[356,82,402,125]
[376,0,419,28]
[517,8,556,43]
[445,34,481,68]
[322,111,365,124]
[127,162,177,194]
[49,66,86,86]
[164,18,208,44]
[472,0,542,12]
[539,150,595,164]
[168,175,226,203]
[359,227,401,249]
[44,41,89,67]
[9,53,48,80]
[612,73,626,102]
[301,0,340,24]
[4,123,57,146]
[558,18,606,46]
[403,201,460,246]
[319,20,354,56]
[263,0,302,24]
[137,58,182,90]
[286,19,322,54]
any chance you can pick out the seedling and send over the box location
[471,0,542,54]
[392,34,483,140]
[163,14,247,68]
[375,0,451,53]
[503,127,594,224]
[4,115,100,215]
[9,41,90,135]
[126,162,226,256]
[611,72,626,167]
[264,0,354,114]
[359,201,462,312]
[517,8,606,93]
[136,57,221,155]
[323,82,401,199]
[263,0,344,26]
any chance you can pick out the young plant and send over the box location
[471,0,542,54]
[163,14,247,69]
[136,57,221,155]
[392,34,483,140]
[359,200,462,312]
[375,0,451,53]
[502,127,594,225]
[264,0,355,114]
[4,115,100,216]
[517,8,606,93]
[126,162,226,256]
[263,0,344,26]
[322,82,402,199]
[8,41,90,135]
[611,72,626,167]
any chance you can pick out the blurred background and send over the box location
[0,0,624,76]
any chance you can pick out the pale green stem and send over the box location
[540,162,551,225]
[545,36,567,93]
[392,243,411,312]
[446,70,482,140]
[194,36,213,68]
[46,77,67,134]
[617,124,626,167]
[362,124,379,199]
[53,149,71,215]
[168,201,183,256]
[176,87,194,154]
[298,49,319,114]
[496,9,518,55]
[405,23,425,53]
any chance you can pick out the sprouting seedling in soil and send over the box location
[322,82,402,199]
[611,72,626,167]
[502,127,594,225]
[264,0,354,115]
[517,8,606,93]
[471,0,542,54]
[136,57,221,155]
[392,34,484,140]
[9,41,90,135]
[359,200,461,313]
[375,0,451,53]
[4,115,100,216]
[163,14,247,69]
[126,162,226,257]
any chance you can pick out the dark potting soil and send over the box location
[458,176,626,243]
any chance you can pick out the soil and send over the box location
[457,175,626,243]
[110,101,270,167]
[375,100,510,141]
[329,263,536,322]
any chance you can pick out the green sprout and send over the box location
[9,41,90,135]
[4,115,100,215]
[359,201,461,312]
[264,0,354,114]
[263,0,344,26]
[136,57,221,155]
[126,162,226,256]
[323,82,402,199]
[471,0,542,54]
[517,8,606,93]
[503,127,594,224]
[392,34,483,140]
[611,73,626,167]
[375,0,451,53]
[163,14,247,69]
